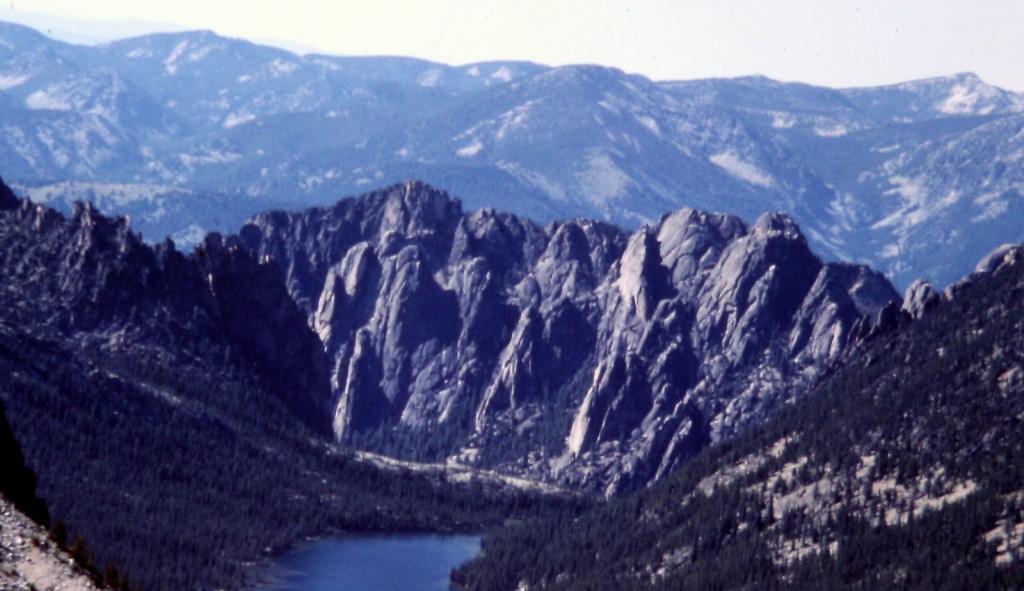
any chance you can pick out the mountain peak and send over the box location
[950,71,984,84]
[373,180,463,236]
[751,211,804,239]
[0,19,59,50]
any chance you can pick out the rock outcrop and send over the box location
[242,181,900,493]
[0,497,101,591]
[0,175,901,494]
[0,184,331,430]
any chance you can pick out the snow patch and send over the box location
[298,168,340,192]
[986,519,1024,565]
[940,83,985,115]
[635,114,661,137]
[913,480,979,514]
[457,141,484,157]
[490,66,513,82]
[885,175,927,206]
[125,47,151,58]
[709,151,775,188]
[178,149,242,167]
[0,73,30,89]
[771,113,795,129]
[695,438,792,497]
[223,112,256,129]
[880,243,902,259]
[25,90,71,111]
[494,102,536,140]
[164,40,189,75]
[418,68,442,87]
[578,152,634,204]
[269,59,298,77]
[22,182,188,207]
[937,189,961,209]
[972,199,1009,223]
[814,124,848,137]
[874,175,930,229]
[187,44,217,62]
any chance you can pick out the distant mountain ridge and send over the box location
[1,20,1022,288]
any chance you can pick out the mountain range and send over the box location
[0,157,1020,588]
[3,16,1024,590]
[1,20,1022,288]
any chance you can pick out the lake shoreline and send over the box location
[253,532,483,591]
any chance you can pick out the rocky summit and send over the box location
[241,181,899,493]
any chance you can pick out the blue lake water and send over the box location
[258,534,481,591]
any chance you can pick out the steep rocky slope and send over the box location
[1,401,100,591]
[242,181,899,493]
[0,174,331,427]
[454,242,1024,589]
[0,496,101,591]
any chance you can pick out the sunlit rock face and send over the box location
[242,181,899,493]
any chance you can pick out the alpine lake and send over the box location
[257,534,481,591]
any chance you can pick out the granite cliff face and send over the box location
[454,225,1024,591]
[5,176,575,591]
[0,172,900,493]
[242,181,900,493]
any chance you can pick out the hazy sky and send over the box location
[5,0,1024,91]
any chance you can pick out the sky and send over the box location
[3,0,1024,91]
